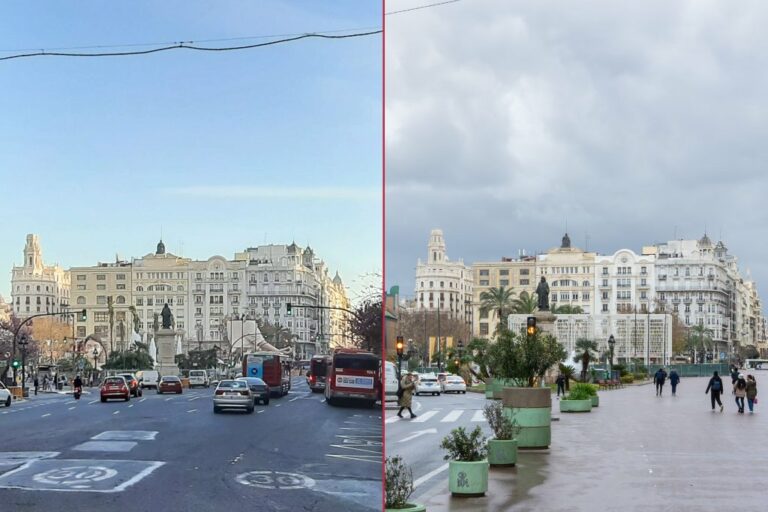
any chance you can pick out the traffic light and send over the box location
[11,359,20,369]
[396,336,404,357]
[454,358,460,367]
[286,303,292,316]
[526,316,536,336]
[80,309,87,321]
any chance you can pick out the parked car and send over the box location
[136,370,160,390]
[437,372,449,385]
[100,376,130,402]
[441,375,467,394]
[384,361,400,402]
[157,375,183,394]
[189,369,210,388]
[415,374,441,396]
[213,380,253,414]
[235,377,270,405]
[117,373,143,397]
[0,381,11,407]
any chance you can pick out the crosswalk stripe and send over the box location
[385,416,400,424]
[471,410,485,422]
[411,410,438,423]
[441,410,464,422]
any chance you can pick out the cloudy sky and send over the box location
[0,1,381,302]
[386,0,768,302]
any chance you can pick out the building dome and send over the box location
[333,271,343,285]
[156,239,166,255]
[698,234,712,248]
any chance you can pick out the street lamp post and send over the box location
[608,335,616,380]
[92,347,100,385]
[19,336,29,395]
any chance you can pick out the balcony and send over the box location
[672,298,681,304]
[658,275,667,281]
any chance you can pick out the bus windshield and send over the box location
[334,355,378,371]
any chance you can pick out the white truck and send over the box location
[188,369,210,388]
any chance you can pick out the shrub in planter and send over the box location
[621,374,635,384]
[570,382,598,407]
[385,456,426,511]
[483,401,521,467]
[633,372,647,381]
[440,426,489,496]
[559,384,592,412]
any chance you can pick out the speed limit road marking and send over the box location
[235,471,315,490]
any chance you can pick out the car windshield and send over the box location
[447,378,464,383]
[105,378,124,385]
[120,375,135,381]
[237,378,266,386]
[334,355,379,371]
[218,381,246,389]
[162,377,180,382]
[421,378,437,383]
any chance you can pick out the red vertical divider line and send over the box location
[381,1,387,511]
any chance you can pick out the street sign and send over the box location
[0,361,7,369]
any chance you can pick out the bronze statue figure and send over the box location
[536,277,550,311]
[161,303,172,329]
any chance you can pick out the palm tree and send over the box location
[479,286,517,329]
[511,291,537,314]
[573,338,599,381]
[553,304,584,314]
[686,324,714,363]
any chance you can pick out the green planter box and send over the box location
[591,395,599,407]
[385,504,426,512]
[487,439,517,467]
[560,399,592,413]
[448,460,489,497]
[501,387,551,449]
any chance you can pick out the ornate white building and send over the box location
[11,234,70,316]
[594,248,657,315]
[537,234,596,314]
[415,229,473,325]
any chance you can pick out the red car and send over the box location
[100,376,130,402]
[157,376,183,394]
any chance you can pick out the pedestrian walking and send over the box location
[746,375,758,414]
[734,374,747,414]
[705,371,724,412]
[731,366,740,393]
[33,375,39,396]
[396,372,417,419]
[555,373,566,398]
[669,369,680,396]
[42,376,48,393]
[654,368,667,396]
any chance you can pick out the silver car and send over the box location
[213,380,254,414]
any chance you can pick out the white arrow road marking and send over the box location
[413,463,449,488]
[471,410,485,422]
[441,410,464,422]
[411,410,438,423]
[398,428,437,443]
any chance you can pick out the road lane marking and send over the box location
[73,441,138,452]
[139,398,146,403]
[275,404,281,407]
[113,411,120,415]
[385,416,400,424]
[398,428,437,443]
[325,454,380,463]
[441,410,464,422]
[164,398,173,401]
[289,397,300,402]
[188,396,200,401]
[89,400,98,405]
[128,405,134,408]
[68,407,76,410]
[321,399,326,403]
[411,410,438,423]
[41,413,51,418]
[413,463,449,488]
[257,410,265,413]
[187,409,197,413]
[471,410,485,422]
[92,431,158,441]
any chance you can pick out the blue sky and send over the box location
[0,1,382,301]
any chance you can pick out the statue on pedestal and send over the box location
[161,304,173,329]
[536,277,550,311]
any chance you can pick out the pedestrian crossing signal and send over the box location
[80,309,87,321]
[526,316,536,336]
[11,359,20,369]
[286,303,292,316]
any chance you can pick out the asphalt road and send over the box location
[390,378,768,511]
[385,389,492,498]
[0,377,382,512]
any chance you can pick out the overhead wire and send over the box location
[385,0,462,16]
[0,29,381,62]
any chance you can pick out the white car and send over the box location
[0,381,11,407]
[188,369,210,388]
[415,375,441,396]
[442,376,467,394]
[136,370,160,389]
[384,361,400,402]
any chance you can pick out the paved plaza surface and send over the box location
[386,377,767,511]
[0,377,382,512]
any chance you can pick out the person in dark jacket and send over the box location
[733,374,747,414]
[654,368,668,396]
[705,371,724,412]
[669,370,680,396]
[731,366,740,393]
[555,373,566,398]
[745,375,758,414]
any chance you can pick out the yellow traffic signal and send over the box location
[396,336,404,356]
[526,316,536,336]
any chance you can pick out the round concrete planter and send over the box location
[484,378,494,399]
[501,387,551,449]
[487,439,517,467]
[590,395,599,407]
[385,504,426,512]
[492,379,517,399]
[560,398,592,413]
[448,460,489,497]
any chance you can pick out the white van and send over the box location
[188,369,210,388]
[384,361,400,402]
[136,370,160,390]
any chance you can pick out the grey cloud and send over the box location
[386,0,768,299]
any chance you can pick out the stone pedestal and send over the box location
[534,311,557,335]
[155,329,180,376]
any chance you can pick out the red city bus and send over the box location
[324,348,380,408]
[308,355,332,393]
[242,352,292,397]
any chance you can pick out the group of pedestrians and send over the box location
[705,370,758,413]
[654,368,681,396]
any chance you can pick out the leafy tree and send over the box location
[487,326,567,387]
[348,297,382,355]
[392,309,471,358]
[552,304,584,314]
[511,291,537,314]
[176,348,218,370]
[686,324,713,362]
[558,363,575,391]
[478,286,516,332]
[102,349,154,370]
[573,338,600,381]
